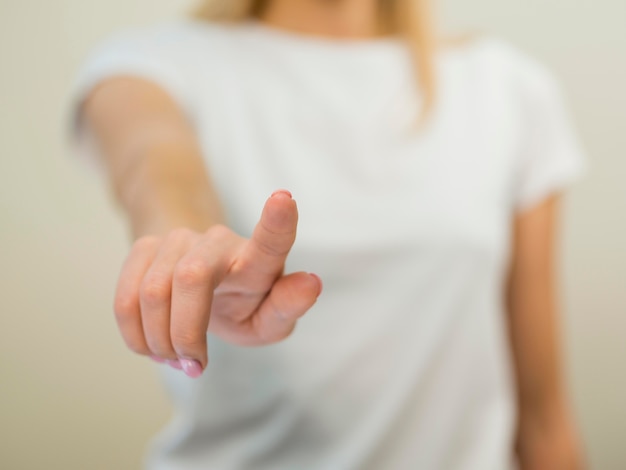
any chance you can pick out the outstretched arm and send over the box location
[82,76,223,237]
[81,77,322,378]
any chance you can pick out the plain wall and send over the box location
[1,0,624,468]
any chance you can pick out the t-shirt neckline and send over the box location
[240,19,405,52]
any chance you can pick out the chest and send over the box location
[194,54,521,277]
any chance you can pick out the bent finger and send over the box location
[140,229,193,359]
[250,271,322,345]
[170,226,241,374]
[113,236,160,356]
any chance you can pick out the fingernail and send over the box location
[270,189,292,199]
[309,273,323,297]
[150,355,166,364]
[166,359,182,370]
[180,359,204,378]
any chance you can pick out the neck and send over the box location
[259,0,386,39]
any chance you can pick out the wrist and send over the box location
[516,400,586,470]
[130,203,217,238]
[118,166,224,239]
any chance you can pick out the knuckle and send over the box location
[255,300,297,344]
[167,227,193,244]
[132,235,160,253]
[113,293,136,321]
[174,259,211,287]
[205,224,232,243]
[260,213,296,236]
[140,275,171,305]
[254,236,290,257]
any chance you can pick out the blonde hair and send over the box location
[193,0,437,123]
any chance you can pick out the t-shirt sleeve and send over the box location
[67,26,195,174]
[512,56,587,212]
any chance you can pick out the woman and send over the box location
[71,0,586,468]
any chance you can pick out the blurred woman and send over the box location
[71,0,586,468]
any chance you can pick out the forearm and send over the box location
[114,142,224,239]
[81,77,225,239]
[507,196,585,469]
[510,311,584,469]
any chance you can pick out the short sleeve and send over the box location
[66,25,195,174]
[512,57,587,211]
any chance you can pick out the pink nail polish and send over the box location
[270,189,292,199]
[309,273,323,296]
[166,359,182,370]
[150,355,166,364]
[180,359,204,378]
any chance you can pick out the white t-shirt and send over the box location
[70,19,585,470]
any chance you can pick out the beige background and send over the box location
[1,0,624,468]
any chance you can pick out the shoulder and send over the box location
[439,35,569,125]
[81,19,252,72]
[88,19,237,57]
[72,20,239,123]
[450,36,563,100]
[74,19,240,97]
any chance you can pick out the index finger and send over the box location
[232,190,298,291]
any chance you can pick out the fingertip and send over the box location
[308,273,323,297]
[266,190,297,213]
[270,189,293,200]
[180,358,204,378]
[267,189,297,213]
[259,190,298,235]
